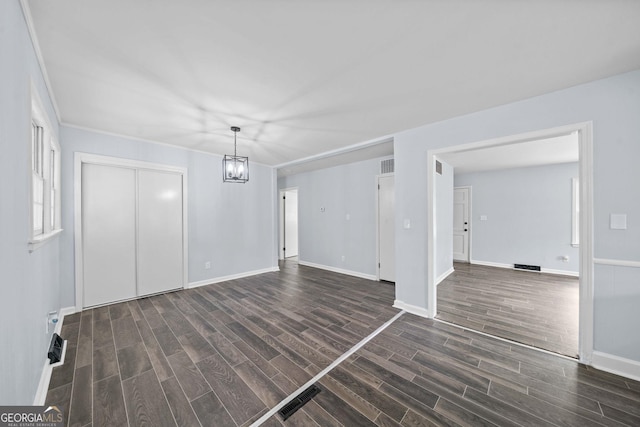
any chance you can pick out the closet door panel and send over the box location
[137,169,184,296]
[82,164,137,307]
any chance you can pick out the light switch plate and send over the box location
[403,219,411,229]
[610,214,627,230]
[480,215,487,221]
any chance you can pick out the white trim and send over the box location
[427,122,594,364]
[469,260,579,277]
[541,268,579,277]
[434,318,578,362]
[591,351,640,382]
[594,258,640,268]
[393,300,431,318]
[571,177,580,246]
[470,259,511,269]
[436,267,455,286]
[74,153,188,311]
[578,122,594,365]
[62,123,273,168]
[33,306,76,405]
[249,310,405,427]
[188,267,280,289]
[274,136,394,170]
[426,155,437,317]
[19,1,61,122]
[298,260,377,281]
[28,228,63,252]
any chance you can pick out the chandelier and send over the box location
[222,126,249,183]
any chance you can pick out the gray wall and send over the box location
[0,1,63,404]
[278,156,391,277]
[59,125,278,307]
[435,160,454,279]
[455,162,579,273]
[394,69,640,362]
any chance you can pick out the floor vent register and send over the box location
[278,384,321,421]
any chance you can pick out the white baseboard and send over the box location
[33,306,76,405]
[435,267,455,286]
[393,300,432,319]
[188,266,280,289]
[297,260,377,281]
[470,259,578,277]
[591,351,640,382]
[541,267,579,277]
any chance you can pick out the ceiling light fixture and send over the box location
[223,126,249,183]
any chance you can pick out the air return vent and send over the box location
[514,264,541,272]
[380,158,394,174]
[278,384,321,420]
[435,160,442,175]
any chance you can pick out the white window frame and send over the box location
[29,84,62,251]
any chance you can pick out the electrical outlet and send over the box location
[341,255,346,262]
[205,262,211,269]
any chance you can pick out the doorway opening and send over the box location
[377,174,395,282]
[279,188,299,261]
[427,122,593,362]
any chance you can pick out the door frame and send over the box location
[427,122,594,364]
[452,186,472,263]
[376,172,394,281]
[74,153,188,311]
[279,187,299,260]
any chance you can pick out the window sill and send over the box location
[29,228,63,252]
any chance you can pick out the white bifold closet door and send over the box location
[82,163,184,308]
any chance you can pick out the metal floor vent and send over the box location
[278,384,321,421]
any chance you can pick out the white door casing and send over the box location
[378,175,395,281]
[426,122,593,365]
[453,187,470,262]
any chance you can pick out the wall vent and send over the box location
[435,160,442,175]
[380,159,394,174]
[514,264,541,272]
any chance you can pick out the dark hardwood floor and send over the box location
[437,262,579,358]
[47,260,640,426]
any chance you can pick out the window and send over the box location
[29,86,61,250]
[571,177,579,247]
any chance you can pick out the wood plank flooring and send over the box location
[46,260,640,426]
[437,262,579,358]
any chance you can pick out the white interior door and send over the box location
[137,169,184,296]
[378,175,395,282]
[82,163,137,307]
[284,190,299,258]
[453,187,470,262]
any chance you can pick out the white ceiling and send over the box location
[438,134,579,174]
[24,1,640,169]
